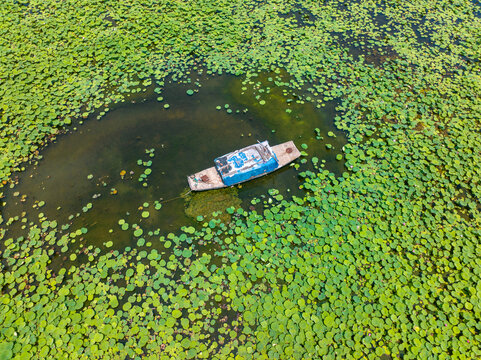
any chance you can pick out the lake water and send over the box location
[1,71,347,252]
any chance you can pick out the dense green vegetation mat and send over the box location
[1,0,481,358]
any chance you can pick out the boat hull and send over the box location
[187,141,301,191]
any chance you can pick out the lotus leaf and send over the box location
[1,0,480,359]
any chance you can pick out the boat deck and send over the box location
[187,141,301,191]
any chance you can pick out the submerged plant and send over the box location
[184,187,242,224]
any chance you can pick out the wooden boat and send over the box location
[187,140,301,191]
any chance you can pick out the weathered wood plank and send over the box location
[271,140,301,167]
[187,166,225,191]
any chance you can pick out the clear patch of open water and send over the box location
[1,72,347,253]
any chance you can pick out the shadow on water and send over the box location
[1,71,346,253]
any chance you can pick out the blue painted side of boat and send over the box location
[221,157,278,186]
[214,141,279,186]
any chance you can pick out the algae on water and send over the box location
[184,187,242,224]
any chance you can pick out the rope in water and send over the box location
[158,189,192,204]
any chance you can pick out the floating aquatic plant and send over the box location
[1,0,480,358]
